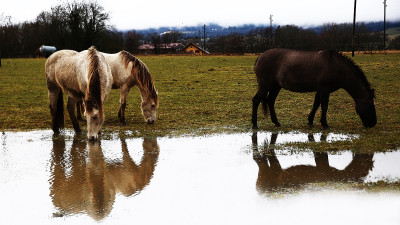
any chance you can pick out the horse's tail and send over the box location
[254,55,260,73]
[255,55,268,117]
[54,91,64,131]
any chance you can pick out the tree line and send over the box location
[1,1,399,57]
[207,23,399,53]
[0,1,128,57]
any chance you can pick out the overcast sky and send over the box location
[2,0,400,30]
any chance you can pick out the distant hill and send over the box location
[134,21,400,38]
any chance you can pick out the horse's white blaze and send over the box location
[86,108,103,139]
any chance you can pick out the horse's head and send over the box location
[141,95,158,124]
[355,90,377,128]
[84,100,104,139]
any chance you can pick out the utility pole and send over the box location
[203,24,206,50]
[198,30,201,46]
[352,0,357,57]
[269,14,273,48]
[383,0,387,49]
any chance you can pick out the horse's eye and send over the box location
[93,116,98,120]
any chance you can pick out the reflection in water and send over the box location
[49,135,159,220]
[252,132,374,194]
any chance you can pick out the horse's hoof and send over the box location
[121,121,127,126]
[323,126,331,130]
[274,123,281,127]
[308,123,315,127]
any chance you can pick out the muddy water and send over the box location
[0,130,399,225]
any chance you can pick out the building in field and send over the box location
[183,43,209,55]
[138,43,185,54]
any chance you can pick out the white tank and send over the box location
[39,45,57,53]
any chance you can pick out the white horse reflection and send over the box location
[50,135,159,220]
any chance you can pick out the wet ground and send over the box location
[0,130,399,225]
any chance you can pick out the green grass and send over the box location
[0,54,399,152]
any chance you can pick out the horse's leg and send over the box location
[265,133,282,170]
[319,92,330,129]
[48,87,64,133]
[314,152,330,170]
[118,85,129,126]
[67,96,81,133]
[252,93,262,129]
[76,99,84,121]
[267,88,281,127]
[252,91,267,129]
[308,91,321,127]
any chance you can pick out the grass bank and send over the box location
[0,54,399,152]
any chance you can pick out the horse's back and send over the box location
[101,51,134,89]
[46,50,79,92]
[255,49,339,92]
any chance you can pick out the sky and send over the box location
[1,0,400,30]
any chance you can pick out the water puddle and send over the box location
[0,130,399,225]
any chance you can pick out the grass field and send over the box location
[0,53,399,152]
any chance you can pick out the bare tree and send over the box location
[125,30,143,54]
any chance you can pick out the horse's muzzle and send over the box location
[88,134,99,140]
[147,119,155,124]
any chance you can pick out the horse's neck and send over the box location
[343,75,369,101]
[134,69,155,101]
[136,79,152,101]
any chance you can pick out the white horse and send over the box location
[45,46,113,139]
[100,51,159,125]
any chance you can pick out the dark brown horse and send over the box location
[252,132,374,193]
[252,49,377,129]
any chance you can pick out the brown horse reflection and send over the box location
[251,132,374,193]
[50,135,159,220]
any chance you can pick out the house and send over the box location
[138,43,185,54]
[184,43,209,55]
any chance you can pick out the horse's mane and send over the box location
[330,50,375,98]
[85,46,103,114]
[120,51,158,104]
